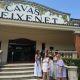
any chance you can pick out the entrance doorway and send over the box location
[7,38,36,63]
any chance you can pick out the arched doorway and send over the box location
[7,38,36,63]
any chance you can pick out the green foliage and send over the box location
[63,58,80,67]
[78,76,80,80]
[62,15,67,21]
[37,6,47,15]
[63,58,80,80]
[0,2,6,8]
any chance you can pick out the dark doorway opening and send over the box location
[7,38,36,63]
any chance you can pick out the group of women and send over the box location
[34,50,67,80]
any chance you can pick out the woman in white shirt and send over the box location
[42,50,50,80]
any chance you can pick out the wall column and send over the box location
[68,66,78,80]
[1,39,8,64]
[75,33,80,58]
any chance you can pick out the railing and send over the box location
[53,51,77,59]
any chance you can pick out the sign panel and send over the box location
[0,2,70,24]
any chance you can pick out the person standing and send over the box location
[56,53,67,80]
[42,50,50,80]
[34,50,42,79]
[53,54,57,80]
[48,55,54,80]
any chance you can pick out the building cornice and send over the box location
[0,18,80,32]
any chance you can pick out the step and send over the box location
[0,63,35,80]
[0,74,34,79]
[0,70,34,75]
[1,66,34,71]
[1,63,34,67]
[0,79,37,80]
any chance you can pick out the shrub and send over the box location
[62,58,80,67]
[62,58,80,80]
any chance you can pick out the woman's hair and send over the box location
[35,50,40,55]
[49,56,53,60]
[56,52,61,59]
[45,50,49,57]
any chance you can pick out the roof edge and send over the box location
[0,0,70,15]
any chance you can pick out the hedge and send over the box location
[62,58,80,67]
[62,58,80,80]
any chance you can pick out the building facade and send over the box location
[0,0,80,64]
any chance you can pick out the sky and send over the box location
[27,0,80,19]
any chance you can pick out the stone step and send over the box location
[0,79,37,80]
[0,70,33,75]
[0,63,35,80]
[1,67,34,71]
[0,74,34,79]
[1,63,34,67]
